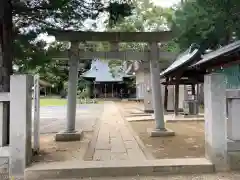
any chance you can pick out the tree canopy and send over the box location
[1,0,134,76]
[13,0,133,31]
[173,0,240,51]
[108,0,179,53]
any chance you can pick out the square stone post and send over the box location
[55,41,82,141]
[143,68,153,113]
[10,75,33,179]
[204,73,228,171]
[33,74,40,153]
[135,71,144,100]
[166,85,174,111]
[148,42,174,137]
[225,89,240,170]
[226,89,240,141]
[0,92,9,147]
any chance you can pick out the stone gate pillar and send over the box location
[225,89,240,170]
[10,75,33,179]
[204,73,228,171]
[148,42,174,137]
[0,93,9,147]
[143,65,153,113]
[55,41,82,141]
[33,74,40,153]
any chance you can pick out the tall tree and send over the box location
[172,0,240,51]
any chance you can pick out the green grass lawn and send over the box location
[39,97,101,106]
[40,98,67,106]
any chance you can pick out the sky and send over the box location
[40,0,181,43]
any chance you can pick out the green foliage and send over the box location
[2,0,135,77]
[108,2,134,27]
[13,0,134,31]
[77,77,91,99]
[14,32,51,72]
[78,76,91,91]
[77,88,90,99]
[107,0,180,53]
[63,81,68,91]
[27,43,71,92]
[172,0,240,51]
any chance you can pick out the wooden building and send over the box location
[81,59,135,99]
[160,40,240,115]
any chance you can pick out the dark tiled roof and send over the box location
[81,59,132,82]
[192,40,240,67]
[161,41,240,78]
[160,44,200,77]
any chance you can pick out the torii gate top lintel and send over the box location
[47,29,172,42]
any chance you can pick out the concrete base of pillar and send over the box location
[144,110,154,113]
[148,128,175,137]
[55,130,82,142]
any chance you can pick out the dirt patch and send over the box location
[32,132,92,163]
[129,120,205,159]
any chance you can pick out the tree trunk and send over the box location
[0,0,13,145]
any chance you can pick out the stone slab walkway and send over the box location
[92,101,146,161]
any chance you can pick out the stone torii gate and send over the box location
[48,30,175,141]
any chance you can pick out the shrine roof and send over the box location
[191,40,240,68]
[81,59,132,82]
[160,44,201,77]
[160,40,240,80]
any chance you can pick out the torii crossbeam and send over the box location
[51,50,177,61]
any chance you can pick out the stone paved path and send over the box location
[93,101,146,161]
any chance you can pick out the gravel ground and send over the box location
[58,172,240,180]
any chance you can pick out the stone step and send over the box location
[25,158,214,180]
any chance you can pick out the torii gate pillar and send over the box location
[148,42,175,137]
[55,41,82,141]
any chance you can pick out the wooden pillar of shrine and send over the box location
[174,76,180,116]
[164,77,169,111]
